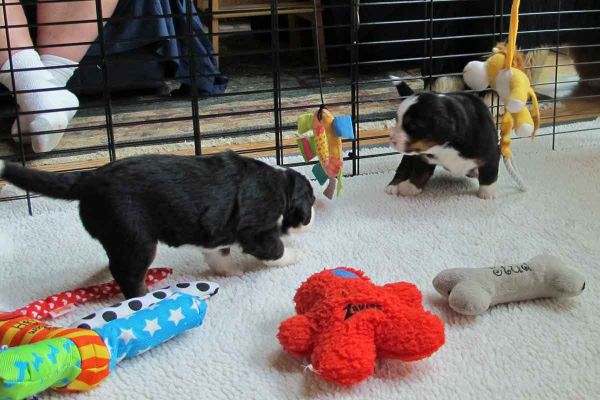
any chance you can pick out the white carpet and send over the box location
[1,120,600,400]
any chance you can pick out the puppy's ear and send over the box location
[287,171,315,226]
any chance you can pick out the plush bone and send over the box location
[432,255,585,315]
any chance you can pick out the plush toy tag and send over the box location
[48,304,76,319]
[297,113,314,134]
[333,116,354,139]
[336,169,343,196]
[323,178,337,199]
[312,163,329,185]
[297,136,316,162]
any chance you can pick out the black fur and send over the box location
[389,92,500,193]
[1,152,315,298]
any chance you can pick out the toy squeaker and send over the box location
[432,255,585,316]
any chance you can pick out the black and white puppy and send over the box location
[386,83,500,199]
[0,151,315,298]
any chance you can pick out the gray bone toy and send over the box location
[432,254,585,315]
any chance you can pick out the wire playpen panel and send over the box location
[0,0,598,213]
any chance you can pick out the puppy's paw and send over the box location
[478,183,497,200]
[397,180,422,197]
[216,268,245,277]
[385,184,400,196]
[264,247,300,268]
[204,250,243,277]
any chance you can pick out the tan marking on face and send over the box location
[408,139,437,153]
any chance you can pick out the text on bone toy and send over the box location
[489,263,531,277]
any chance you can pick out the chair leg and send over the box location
[288,15,301,49]
[212,18,220,66]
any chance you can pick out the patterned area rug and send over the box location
[0,66,421,167]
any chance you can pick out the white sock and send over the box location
[40,54,78,87]
[0,49,79,153]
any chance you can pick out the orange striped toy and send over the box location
[0,316,110,392]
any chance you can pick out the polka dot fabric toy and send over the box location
[0,281,218,400]
[72,281,219,330]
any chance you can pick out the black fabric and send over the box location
[323,0,600,76]
[23,0,227,95]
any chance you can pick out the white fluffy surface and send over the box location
[1,120,600,399]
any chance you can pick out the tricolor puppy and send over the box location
[0,151,315,298]
[386,81,500,199]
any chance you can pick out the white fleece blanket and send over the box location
[1,119,600,399]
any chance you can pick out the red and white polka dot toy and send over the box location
[0,268,172,320]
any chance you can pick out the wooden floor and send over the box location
[1,52,599,186]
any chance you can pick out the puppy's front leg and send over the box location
[477,161,500,200]
[386,155,435,197]
[385,155,415,195]
[240,229,299,268]
[203,247,242,277]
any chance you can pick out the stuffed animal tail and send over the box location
[503,156,527,191]
[529,88,541,134]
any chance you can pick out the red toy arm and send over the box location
[383,282,424,309]
[310,310,381,386]
[375,309,445,361]
[277,314,315,357]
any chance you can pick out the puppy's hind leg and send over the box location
[240,230,299,268]
[104,238,157,299]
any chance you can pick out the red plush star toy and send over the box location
[277,267,445,385]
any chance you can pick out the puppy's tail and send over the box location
[0,160,84,200]
[502,156,527,192]
[389,75,415,97]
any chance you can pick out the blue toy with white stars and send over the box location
[96,291,207,370]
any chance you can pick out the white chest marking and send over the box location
[496,69,512,101]
[425,145,478,177]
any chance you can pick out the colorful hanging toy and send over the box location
[462,0,538,191]
[296,107,354,199]
[0,281,219,400]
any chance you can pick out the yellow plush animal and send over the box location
[462,0,540,159]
